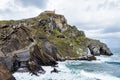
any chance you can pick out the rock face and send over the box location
[39,13,68,32]
[0,56,14,71]
[30,44,58,66]
[41,40,62,61]
[0,62,16,80]
[87,40,113,56]
[0,26,32,55]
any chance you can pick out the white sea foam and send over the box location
[13,61,88,80]
[13,60,120,80]
[13,61,74,80]
[95,54,120,65]
[96,56,111,62]
[80,70,120,80]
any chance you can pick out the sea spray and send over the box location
[13,49,120,80]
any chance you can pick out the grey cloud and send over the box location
[17,0,48,9]
[100,38,120,48]
[75,23,102,30]
[102,25,120,33]
[97,0,120,10]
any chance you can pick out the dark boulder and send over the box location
[87,55,96,61]
[78,55,96,61]
[51,68,60,73]
[27,60,45,75]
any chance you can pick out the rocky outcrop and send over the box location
[0,62,16,80]
[87,40,113,56]
[30,44,58,66]
[41,40,62,61]
[0,56,14,71]
[1,26,33,55]
[39,13,68,33]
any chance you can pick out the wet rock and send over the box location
[27,60,45,75]
[51,68,60,73]
[87,55,96,61]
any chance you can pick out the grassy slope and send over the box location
[0,12,94,58]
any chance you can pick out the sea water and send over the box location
[13,48,120,80]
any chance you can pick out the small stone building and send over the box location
[44,10,55,14]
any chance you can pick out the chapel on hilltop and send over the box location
[44,10,55,14]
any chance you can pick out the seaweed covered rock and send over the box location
[0,62,16,80]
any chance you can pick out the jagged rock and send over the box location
[27,60,45,75]
[1,26,32,55]
[42,40,62,60]
[88,44,100,56]
[30,44,58,66]
[39,19,47,26]
[87,40,113,56]
[99,43,113,56]
[51,68,60,73]
[0,24,9,28]
[0,62,16,80]
[0,56,14,71]
[54,15,68,32]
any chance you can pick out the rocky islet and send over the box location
[0,11,113,79]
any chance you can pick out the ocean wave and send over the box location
[13,59,120,80]
[96,56,111,62]
[105,61,120,65]
[80,70,120,80]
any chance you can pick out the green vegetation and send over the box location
[0,20,15,25]
[0,12,88,58]
[37,13,50,20]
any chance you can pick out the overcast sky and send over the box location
[0,0,120,48]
